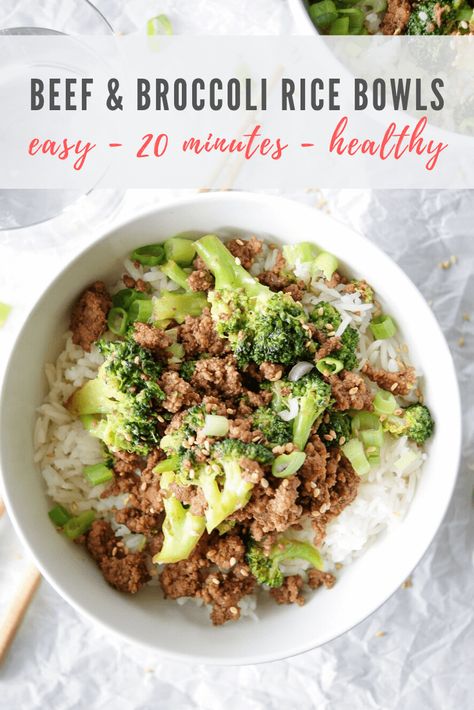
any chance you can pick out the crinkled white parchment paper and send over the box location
[0,2,473,709]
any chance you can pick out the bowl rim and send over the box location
[0,191,462,665]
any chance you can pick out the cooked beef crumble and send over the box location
[70,281,111,352]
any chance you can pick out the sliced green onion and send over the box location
[329,16,350,33]
[154,456,180,474]
[316,357,344,376]
[147,13,173,36]
[128,299,153,324]
[164,237,196,266]
[48,505,72,527]
[131,244,165,267]
[107,307,128,336]
[282,242,318,265]
[373,389,397,415]
[63,510,96,539]
[313,251,338,280]
[351,411,380,435]
[161,260,192,291]
[342,438,371,476]
[202,414,229,438]
[84,463,114,486]
[112,289,150,310]
[360,427,384,448]
[370,314,397,340]
[365,446,381,466]
[0,302,11,328]
[309,0,338,28]
[272,451,306,478]
[339,7,365,33]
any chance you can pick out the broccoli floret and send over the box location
[159,404,208,455]
[407,0,461,34]
[152,471,206,564]
[383,404,434,445]
[198,439,273,532]
[152,291,207,324]
[252,406,292,446]
[269,371,332,451]
[310,302,359,371]
[318,411,352,447]
[68,337,164,455]
[246,536,323,588]
[179,359,197,381]
[195,234,313,367]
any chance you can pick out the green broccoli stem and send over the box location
[195,234,267,297]
[292,400,325,451]
[152,291,207,323]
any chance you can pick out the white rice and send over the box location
[34,236,427,616]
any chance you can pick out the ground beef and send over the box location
[307,569,336,590]
[249,477,302,541]
[168,483,208,516]
[123,274,135,289]
[270,575,305,606]
[178,308,229,357]
[240,458,264,484]
[85,520,150,593]
[310,448,359,544]
[324,271,346,289]
[112,450,142,477]
[205,533,246,570]
[188,269,214,292]
[284,282,305,302]
[160,370,200,413]
[258,362,284,382]
[191,355,244,398]
[258,270,291,291]
[362,362,416,396]
[228,417,261,444]
[299,434,329,497]
[316,336,342,360]
[236,388,273,416]
[114,508,162,534]
[329,371,374,411]
[199,569,255,625]
[70,281,111,352]
[132,322,172,359]
[159,546,208,600]
[381,0,412,34]
[226,236,262,270]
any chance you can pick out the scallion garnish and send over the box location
[370,314,397,340]
[309,0,339,28]
[313,251,339,280]
[373,389,397,415]
[201,414,229,438]
[107,307,128,336]
[83,463,114,486]
[341,439,371,476]
[48,504,72,527]
[128,298,153,324]
[63,510,96,539]
[112,288,150,310]
[147,13,173,36]
[272,451,306,478]
[316,357,344,376]
[131,244,165,267]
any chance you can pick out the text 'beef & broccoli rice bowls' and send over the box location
[34,229,435,627]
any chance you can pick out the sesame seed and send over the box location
[236,239,244,246]
[112,547,117,556]
[402,577,413,589]
[329,429,336,439]
[140,482,147,492]
[320,503,329,513]
[325,323,334,331]
[349,387,358,395]
[458,337,465,347]
[318,307,324,316]
[390,383,398,391]
[229,607,238,615]
[211,577,220,586]
[323,434,334,442]
[261,479,269,489]
[235,257,241,265]
[375,631,386,638]
[157,415,164,423]
[272,445,284,454]
[335,563,343,570]
[339,436,346,445]
[394,408,403,416]
[240,568,249,577]
[314,487,320,496]
[252,473,260,482]
[149,507,155,514]
[285,443,294,452]
[229,557,237,566]
[282,479,289,488]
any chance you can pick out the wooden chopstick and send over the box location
[0,498,42,665]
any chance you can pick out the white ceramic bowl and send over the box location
[0,193,461,665]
